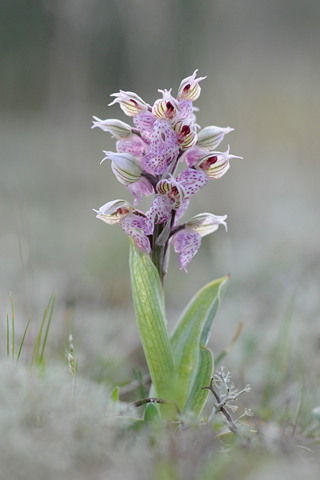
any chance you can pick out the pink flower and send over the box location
[141,119,179,175]
[100,151,154,205]
[94,200,152,253]
[152,89,179,122]
[194,146,242,179]
[172,213,227,271]
[147,169,208,226]
[133,111,156,144]
[177,69,207,101]
[109,90,149,116]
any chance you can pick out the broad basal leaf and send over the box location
[170,275,229,413]
[129,239,174,400]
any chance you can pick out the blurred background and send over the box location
[1,0,320,383]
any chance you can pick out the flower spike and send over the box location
[93,70,242,276]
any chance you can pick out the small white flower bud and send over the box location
[186,213,227,236]
[101,152,143,186]
[197,126,234,150]
[91,117,133,138]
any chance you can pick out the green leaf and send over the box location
[183,347,213,416]
[129,239,174,400]
[170,275,229,413]
[110,387,119,403]
[144,403,160,423]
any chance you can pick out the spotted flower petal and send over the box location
[133,111,156,144]
[177,100,194,119]
[94,200,151,253]
[142,146,179,176]
[150,119,178,154]
[146,195,173,226]
[116,134,148,157]
[174,198,190,224]
[180,145,207,167]
[177,168,208,196]
[128,176,154,206]
[141,119,179,175]
[172,228,202,272]
[172,213,227,271]
[120,212,151,253]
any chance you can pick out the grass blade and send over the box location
[16,317,31,364]
[38,293,55,364]
[10,293,14,359]
[31,293,55,365]
[31,306,47,364]
[6,314,10,358]
[215,322,243,366]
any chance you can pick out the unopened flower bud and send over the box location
[197,126,234,150]
[93,200,133,224]
[195,146,242,179]
[152,89,179,121]
[186,213,227,236]
[177,69,207,101]
[101,152,143,186]
[91,117,132,139]
[109,90,149,116]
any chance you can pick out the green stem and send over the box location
[151,224,165,286]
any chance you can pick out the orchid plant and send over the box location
[93,70,242,420]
